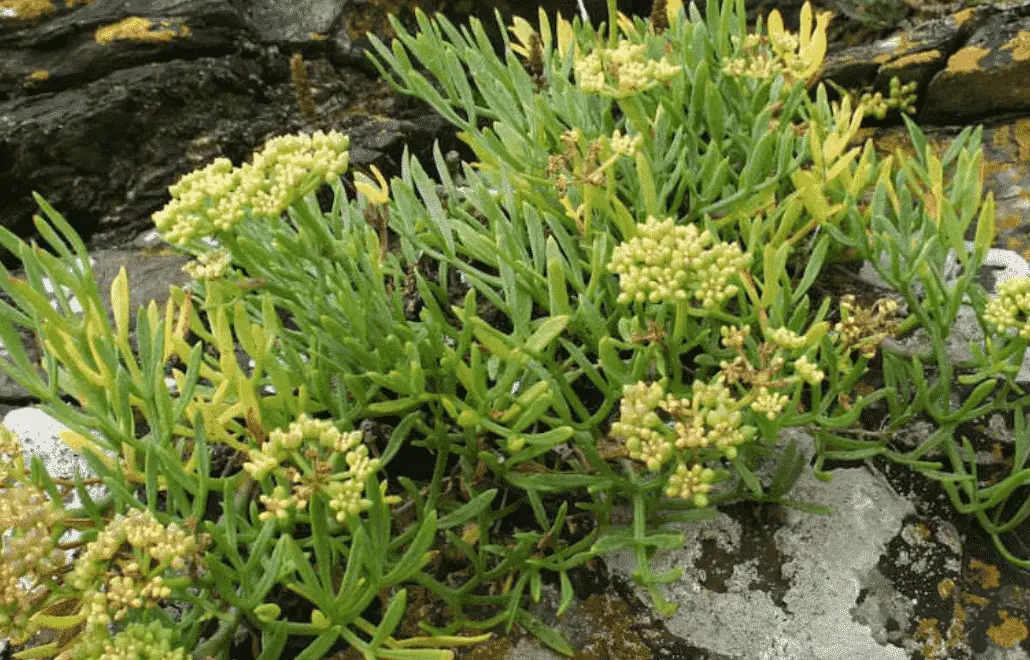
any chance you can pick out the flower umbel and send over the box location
[153,131,350,246]
[609,217,750,307]
[243,414,388,522]
[575,39,681,98]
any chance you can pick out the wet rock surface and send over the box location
[2,0,1030,658]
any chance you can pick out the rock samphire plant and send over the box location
[1,0,1028,656]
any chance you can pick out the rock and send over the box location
[0,0,462,272]
[605,443,915,660]
[922,10,1030,123]
[820,0,1030,125]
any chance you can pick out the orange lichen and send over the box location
[95,16,190,45]
[968,559,1001,590]
[0,0,55,20]
[883,49,941,70]
[946,46,991,73]
[1001,31,1030,62]
[986,611,1029,648]
[952,8,975,27]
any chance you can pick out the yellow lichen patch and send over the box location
[874,52,893,64]
[95,16,190,45]
[986,611,1029,648]
[983,157,1014,181]
[1014,118,1030,163]
[915,618,945,659]
[946,46,991,73]
[952,8,975,27]
[968,559,1001,589]
[938,577,956,599]
[64,0,93,6]
[945,600,966,649]
[1001,30,1030,62]
[963,592,990,607]
[309,32,325,40]
[883,49,941,70]
[26,69,49,81]
[1006,236,1024,250]
[999,214,1022,230]
[0,0,55,20]
[993,124,1014,151]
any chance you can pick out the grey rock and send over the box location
[922,10,1030,122]
[605,442,915,660]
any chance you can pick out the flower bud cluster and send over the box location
[859,77,917,120]
[609,217,749,307]
[985,276,1030,340]
[181,248,232,281]
[723,3,829,82]
[575,39,680,98]
[243,413,384,523]
[665,377,756,460]
[153,131,350,246]
[665,463,717,507]
[64,620,187,660]
[70,509,202,630]
[0,425,68,643]
[610,379,744,504]
[611,381,672,470]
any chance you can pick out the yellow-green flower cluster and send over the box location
[181,248,232,280]
[70,509,201,630]
[153,131,350,246]
[665,377,756,459]
[611,381,672,470]
[665,463,716,507]
[793,355,825,385]
[722,2,829,82]
[574,39,680,98]
[609,217,749,307]
[985,276,1030,340]
[63,621,187,660]
[751,387,790,420]
[243,413,382,523]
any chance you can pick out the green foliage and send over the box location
[0,1,1028,658]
